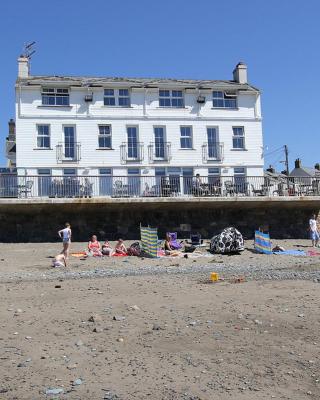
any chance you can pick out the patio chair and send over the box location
[18,180,33,198]
[224,181,235,196]
[251,184,267,196]
[190,233,202,246]
[167,232,183,250]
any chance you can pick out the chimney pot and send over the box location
[18,56,29,78]
[294,158,302,169]
[233,62,248,84]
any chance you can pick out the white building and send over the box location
[14,57,264,197]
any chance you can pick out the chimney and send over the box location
[315,163,320,171]
[233,62,248,84]
[266,165,275,174]
[18,56,29,78]
[294,158,302,169]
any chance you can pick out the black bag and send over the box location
[127,242,141,256]
[184,244,196,253]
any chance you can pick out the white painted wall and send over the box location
[15,84,264,177]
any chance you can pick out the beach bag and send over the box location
[184,244,196,253]
[127,242,141,256]
[210,227,244,254]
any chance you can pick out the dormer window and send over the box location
[159,90,184,108]
[212,91,237,109]
[104,89,130,107]
[42,88,69,106]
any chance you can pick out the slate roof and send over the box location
[16,75,259,92]
[290,166,320,177]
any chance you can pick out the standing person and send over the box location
[58,223,72,258]
[309,214,319,247]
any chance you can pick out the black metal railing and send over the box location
[56,143,81,162]
[120,142,144,163]
[202,142,224,162]
[148,142,171,162]
[0,175,320,199]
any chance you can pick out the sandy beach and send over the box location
[0,240,320,399]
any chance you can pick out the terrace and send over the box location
[0,174,319,200]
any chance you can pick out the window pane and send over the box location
[104,97,116,106]
[119,89,129,96]
[234,167,245,174]
[172,90,182,97]
[118,97,130,106]
[104,89,114,96]
[99,125,111,135]
[213,91,223,98]
[99,136,111,148]
[159,90,169,97]
[213,99,224,107]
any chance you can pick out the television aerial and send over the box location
[22,41,36,59]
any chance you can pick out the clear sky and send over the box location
[0,0,318,170]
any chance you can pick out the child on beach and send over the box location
[58,223,72,258]
[102,239,114,256]
[52,253,67,268]
[309,214,319,247]
[115,239,127,255]
[87,235,102,256]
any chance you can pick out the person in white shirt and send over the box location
[58,222,72,258]
[309,214,319,247]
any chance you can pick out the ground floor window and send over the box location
[99,168,112,196]
[38,168,51,196]
[234,167,247,193]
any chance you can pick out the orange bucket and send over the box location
[210,272,219,282]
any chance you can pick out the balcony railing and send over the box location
[148,142,171,162]
[56,142,81,162]
[120,142,144,163]
[202,142,224,162]
[0,175,320,199]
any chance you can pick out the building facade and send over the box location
[14,57,264,197]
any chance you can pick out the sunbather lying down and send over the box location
[52,253,66,268]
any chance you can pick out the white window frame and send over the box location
[98,125,112,149]
[180,126,193,149]
[41,88,70,106]
[232,126,245,149]
[159,90,184,108]
[36,124,51,149]
[103,89,131,107]
[212,91,237,109]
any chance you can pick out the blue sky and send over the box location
[0,0,318,170]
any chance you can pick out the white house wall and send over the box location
[15,85,264,176]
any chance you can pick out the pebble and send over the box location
[152,323,163,331]
[67,364,77,370]
[113,315,126,321]
[72,378,83,386]
[75,340,84,347]
[117,338,124,342]
[88,314,102,323]
[129,305,140,311]
[45,388,64,395]
[93,327,103,333]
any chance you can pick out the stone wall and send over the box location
[0,199,318,242]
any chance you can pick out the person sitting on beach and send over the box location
[87,235,102,256]
[164,234,181,257]
[52,253,67,268]
[102,239,114,257]
[115,238,127,255]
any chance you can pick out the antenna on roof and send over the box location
[21,41,36,59]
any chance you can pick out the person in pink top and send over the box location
[87,235,102,256]
[115,238,127,255]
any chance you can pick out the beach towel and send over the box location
[254,230,272,255]
[307,250,320,257]
[141,225,158,258]
[273,249,306,256]
[71,252,87,257]
[112,253,128,257]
